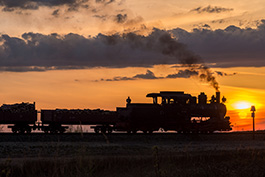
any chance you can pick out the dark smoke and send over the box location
[199,66,219,91]
[152,30,220,91]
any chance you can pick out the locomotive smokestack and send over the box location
[216,92,220,103]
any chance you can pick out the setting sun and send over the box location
[234,101,252,110]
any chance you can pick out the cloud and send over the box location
[115,13,127,23]
[215,71,236,76]
[93,14,108,21]
[52,9,60,17]
[0,0,86,11]
[95,0,115,5]
[191,5,233,13]
[170,20,265,67]
[166,69,199,78]
[99,69,214,81]
[101,70,159,81]
[0,29,195,69]
[0,66,89,72]
[133,70,158,79]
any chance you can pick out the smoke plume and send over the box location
[146,30,220,91]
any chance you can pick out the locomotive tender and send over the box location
[1,91,231,133]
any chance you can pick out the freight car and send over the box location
[1,91,231,133]
[41,109,117,133]
[0,102,38,133]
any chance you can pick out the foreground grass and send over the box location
[1,148,265,177]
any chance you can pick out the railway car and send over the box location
[0,102,38,133]
[41,109,118,133]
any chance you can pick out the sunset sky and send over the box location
[0,0,265,131]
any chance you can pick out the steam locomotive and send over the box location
[0,91,231,133]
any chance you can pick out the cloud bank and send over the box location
[0,21,265,71]
[0,29,196,68]
[170,20,265,67]
[0,0,91,12]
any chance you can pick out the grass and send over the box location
[1,133,265,177]
[1,148,265,177]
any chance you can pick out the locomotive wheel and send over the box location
[107,128,112,134]
[19,129,25,134]
[127,130,131,134]
[101,128,106,134]
[94,128,99,134]
[50,130,58,134]
[12,128,18,133]
[142,130,147,134]
[148,130,153,134]
[132,130,137,134]
[26,129,31,134]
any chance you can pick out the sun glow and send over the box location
[231,101,254,119]
[234,101,252,110]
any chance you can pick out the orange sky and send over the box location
[0,66,264,131]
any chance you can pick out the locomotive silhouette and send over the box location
[0,91,231,133]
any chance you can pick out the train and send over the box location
[0,91,231,133]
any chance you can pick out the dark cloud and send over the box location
[166,69,199,78]
[95,0,115,5]
[212,19,226,24]
[215,71,236,76]
[191,5,233,13]
[0,66,89,72]
[170,20,265,68]
[52,9,60,17]
[93,14,108,20]
[115,13,127,23]
[0,30,168,68]
[101,70,159,81]
[100,69,215,81]
[133,70,158,79]
[0,0,89,12]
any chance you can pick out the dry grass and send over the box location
[1,148,265,177]
[1,133,265,177]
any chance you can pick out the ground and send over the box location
[1,132,265,177]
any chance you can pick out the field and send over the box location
[1,132,265,177]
